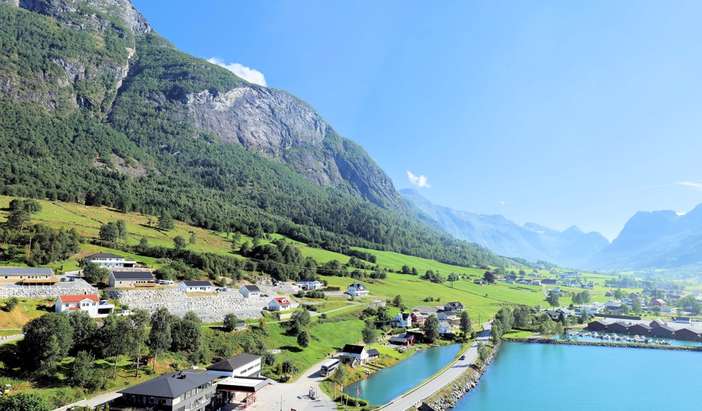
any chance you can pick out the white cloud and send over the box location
[406,170,431,188]
[207,58,267,86]
[676,181,702,191]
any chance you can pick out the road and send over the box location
[0,334,23,345]
[378,322,491,411]
[248,358,336,411]
[53,391,122,411]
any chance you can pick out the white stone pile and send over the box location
[111,283,286,322]
[0,279,97,299]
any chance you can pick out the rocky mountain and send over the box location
[401,189,609,268]
[0,0,502,267]
[592,206,702,270]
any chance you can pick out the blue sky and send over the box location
[134,0,702,239]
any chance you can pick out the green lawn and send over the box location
[353,246,486,276]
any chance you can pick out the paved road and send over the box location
[248,359,336,411]
[378,322,491,411]
[53,391,122,411]
[0,334,23,345]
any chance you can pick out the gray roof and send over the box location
[119,371,216,398]
[111,270,154,280]
[207,353,260,372]
[86,253,123,260]
[242,284,260,292]
[0,267,53,276]
[183,280,213,287]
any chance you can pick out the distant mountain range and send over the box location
[403,189,702,272]
[592,206,702,271]
[400,189,609,268]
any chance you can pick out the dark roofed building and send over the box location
[207,353,261,377]
[340,344,369,364]
[586,320,608,332]
[675,328,700,342]
[628,323,651,336]
[607,322,629,334]
[442,301,464,313]
[650,320,675,338]
[367,348,380,359]
[109,270,155,288]
[115,371,217,411]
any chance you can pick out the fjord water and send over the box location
[344,344,461,405]
[455,342,702,411]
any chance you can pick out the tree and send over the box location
[99,314,131,376]
[222,313,239,332]
[158,213,175,231]
[547,292,560,307]
[477,343,491,363]
[126,309,150,377]
[362,321,377,344]
[3,297,18,312]
[392,295,402,307]
[0,393,49,411]
[173,235,187,250]
[423,314,440,343]
[459,310,472,341]
[483,271,496,284]
[82,262,109,285]
[116,219,128,240]
[6,209,30,230]
[287,309,311,335]
[148,307,173,369]
[171,311,202,353]
[68,311,97,355]
[297,330,310,348]
[491,321,503,342]
[281,359,298,376]
[137,237,149,253]
[189,231,197,245]
[70,351,102,389]
[99,222,119,242]
[20,313,74,374]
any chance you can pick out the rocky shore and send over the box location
[422,342,500,411]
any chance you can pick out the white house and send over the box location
[55,293,114,318]
[339,344,369,365]
[180,280,214,293]
[84,253,136,269]
[109,270,155,288]
[206,353,262,378]
[392,312,413,328]
[438,320,453,336]
[240,284,261,298]
[346,283,369,297]
[268,297,292,311]
[297,280,324,291]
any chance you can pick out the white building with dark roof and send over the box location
[84,253,136,269]
[239,284,261,298]
[179,280,214,293]
[109,270,155,288]
[206,353,262,378]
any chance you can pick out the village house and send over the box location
[441,301,464,314]
[541,278,557,285]
[339,344,368,364]
[179,280,215,293]
[675,328,700,341]
[389,332,416,346]
[54,293,114,318]
[628,323,651,336]
[84,253,136,269]
[0,267,56,285]
[109,270,155,288]
[392,312,413,328]
[206,353,262,378]
[267,296,292,311]
[114,371,218,411]
[297,280,324,291]
[650,320,675,338]
[346,283,369,297]
[367,348,380,360]
[239,284,261,298]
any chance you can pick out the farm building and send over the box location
[109,270,155,288]
[0,267,56,285]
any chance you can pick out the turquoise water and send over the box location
[344,344,461,405]
[455,342,702,411]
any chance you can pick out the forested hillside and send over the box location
[0,0,503,268]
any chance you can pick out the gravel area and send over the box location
[110,283,293,322]
[0,278,97,298]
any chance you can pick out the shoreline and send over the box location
[508,336,702,352]
[420,342,499,411]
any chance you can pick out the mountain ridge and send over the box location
[401,188,609,268]
[0,0,504,268]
